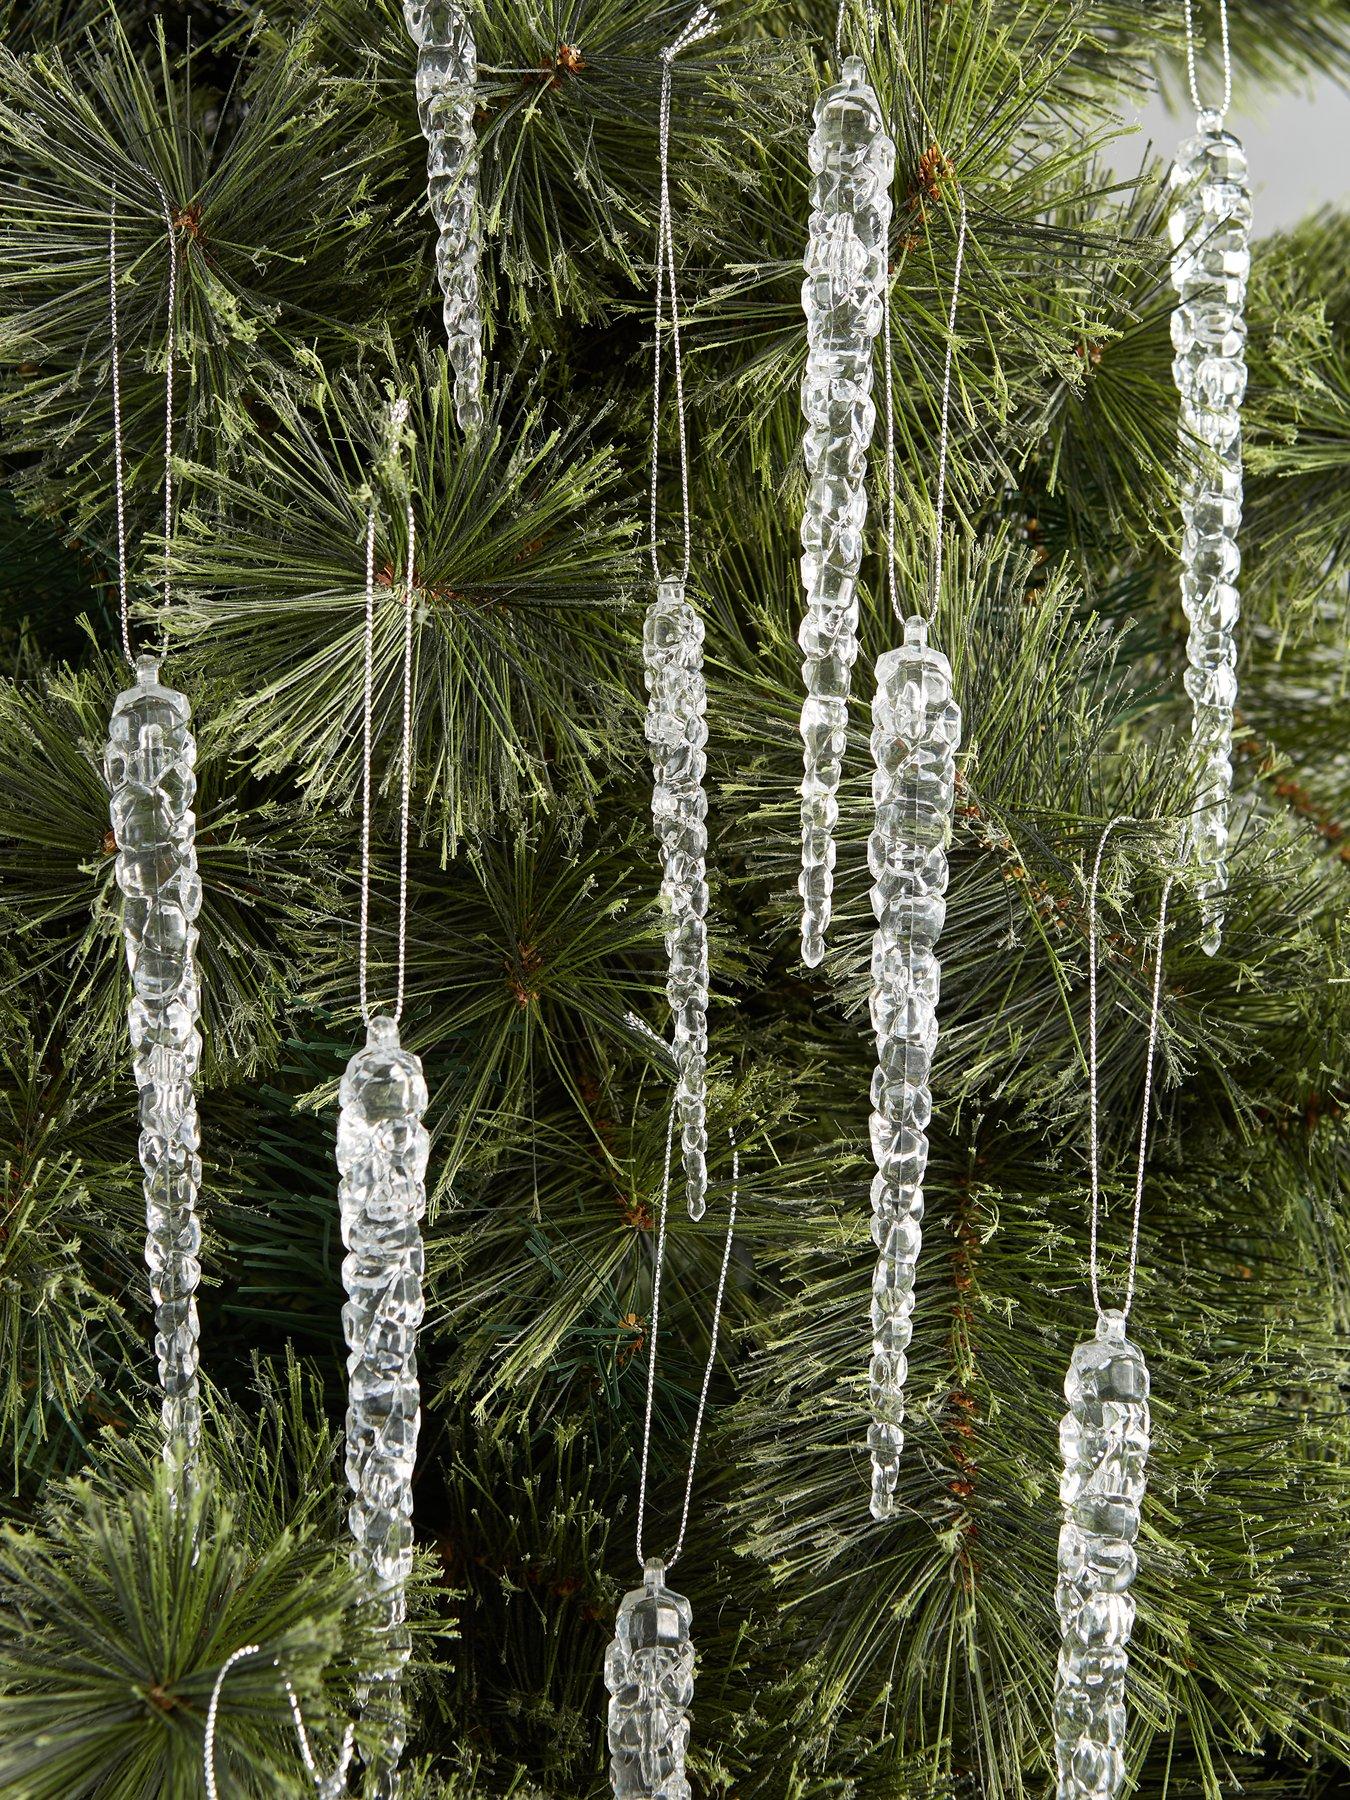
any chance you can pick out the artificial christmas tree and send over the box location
[0,3,1347,1796]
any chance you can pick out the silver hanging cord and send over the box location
[205,1644,356,1800]
[835,0,879,61]
[1183,0,1232,121]
[108,186,179,665]
[1086,818,1176,1322]
[358,403,417,1026]
[635,1115,739,1574]
[648,6,716,589]
[882,174,968,625]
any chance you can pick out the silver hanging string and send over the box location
[835,0,878,62]
[635,1116,739,1574]
[649,6,716,589]
[357,413,417,1027]
[882,172,968,625]
[108,188,179,665]
[1183,0,1232,121]
[1086,818,1176,1322]
[205,1644,356,1800]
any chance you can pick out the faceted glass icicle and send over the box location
[103,654,204,1475]
[337,1013,430,1800]
[1053,1310,1151,1800]
[643,577,710,1221]
[603,1558,695,1800]
[865,617,960,1519]
[798,54,896,967]
[1168,109,1251,954]
[403,1,483,433]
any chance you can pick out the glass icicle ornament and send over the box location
[797,52,895,967]
[865,617,960,1518]
[604,1557,695,1799]
[403,0,483,433]
[1168,92,1250,954]
[337,1013,429,1800]
[104,655,205,1472]
[644,576,710,1221]
[1053,1310,1151,1800]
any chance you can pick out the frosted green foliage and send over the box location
[604,1558,695,1800]
[1169,111,1252,954]
[643,577,709,1222]
[404,0,483,433]
[865,618,960,1520]
[1053,1311,1151,1800]
[103,654,204,1475]
[798,54,895,968]
[337,1014,430,1799]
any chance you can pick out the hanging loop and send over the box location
[1086,818,1176,1323]
[1183,0,1232,122]
[649,7,716,589]
[357,399,418,1027]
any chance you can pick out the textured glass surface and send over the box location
[404,1,483,433]
[1053,1310,1150,1800]
[1169,110,1251,954]
[643,576,709,1221]
[104,654,204,1471]
[865,618,960,1519]
[604,1558,695,1800]
[798,54,895,968]
[338,1014,429,1800]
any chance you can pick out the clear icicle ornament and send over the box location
[865,616,961,1518]
[337,1013,429,1799]
[1053,1309,1151,1800]
[797,52,895,967]
[1168,109,1250,954]
[643,576,710,1221]
[104,653,204,1473]
[604,1557,696,1800]
[403,0,484,433]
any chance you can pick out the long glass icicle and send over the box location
[338,1012,428,1799]
[863,177,967,1521]
[1168,0,1248,954]
[403,0,484,433]
[797,53,895,967]
[105,655,205,1473]
[644,7,717,1221]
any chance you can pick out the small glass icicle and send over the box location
[1053,820,1174,1800]
[338,422,428,1799]
[403,0,484,433]
[643,7,717,1222]
[797,14,896,968]
[603,1117,739,1799]
[1169,0,1248,954]
[102,195,205,1481]
[863,177,967,1521]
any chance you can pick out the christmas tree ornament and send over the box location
[643,7,717,1221]
[1054,820,1174,1800]
[796,10,895,968]
[863,182,967,1521]
[403,0,484,434]
[206,1644,355,1800]
[604,1111,738,1800]
[102,196,205,1481]
[339,430,427,1800]
[1169,0,1248,954]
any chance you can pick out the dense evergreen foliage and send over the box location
[0,2,1347,1795]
